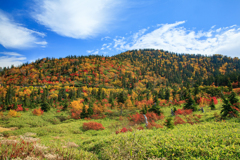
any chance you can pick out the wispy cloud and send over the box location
[86,50,99,55]
[33,0,122,39]
[0,52,26,68]
[0,10,47,49]
[108,21,240,57]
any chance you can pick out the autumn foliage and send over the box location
[128,112,164,126]
[82,122,105,131]
[115,127,133,134]
[32,108,44,116]
[8,110,21,117]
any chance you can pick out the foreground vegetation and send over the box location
[1,96,240,159]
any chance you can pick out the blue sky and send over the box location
[0,0,240,68]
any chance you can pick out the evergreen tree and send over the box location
[148,103,162,115]
[209,98,216,110]
[62,100,68,111]
[158,88,164,99]
[172,87,177,100]
[193,84,200,96]
[221,93,238,118]
[228,91,239,106]
[153,94,159,106]
[165,117,174,129]
[164,88,170,101]
[117,91,127,116]
[87,102,94,117]
[81,105,87,119]
[183,93,197,111]
[238,76,240,87]
[41,102,50,112]
[140,105,148,114]
[227,79,233,91]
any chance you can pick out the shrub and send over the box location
[147,121,163,129]
[174,116,186,125]
[8,110,21,117]
[32,108,44,116]
[174,114,202,125]
[175,109,193,116]
[128,112,164,125]
[71,110,82,119]
[165,117,174,129]
[82,121,105,131]
[90,114,106,119]
[137,126,144,130]
[41,102,50,112]
[16,105,23,111]
[128,113,145,124]
[116,127,133,134]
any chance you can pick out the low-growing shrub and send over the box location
[15,105,23,111]
[128,112,164,125]
[8,110,21,117]
[147,121,164,129]
[82,121,105,131]
[90,114,106,119]
[32,108,44,116]
[174,114,202,125]
[175,109,193,115]
[115,127,133,134]
[137,126,144,130]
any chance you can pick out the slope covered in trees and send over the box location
[114,49,240,87]
[0,49,240,89]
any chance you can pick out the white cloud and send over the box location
[0,52,26,68]
[87,50,94,54]
[33,0,121,39]
[101,36,111,41]
[92,50,99,55]
[0,10,47,49]
[111,21,240,58]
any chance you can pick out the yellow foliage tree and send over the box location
[69,100,84,111]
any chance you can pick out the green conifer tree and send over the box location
[227,79,233,91]
[209,98,216,110]
[183,93,197,111]
[165,117,174,129]
[117,91,127,116]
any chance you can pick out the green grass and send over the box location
[1,98,240,159]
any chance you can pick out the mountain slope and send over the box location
[0,49,240,89]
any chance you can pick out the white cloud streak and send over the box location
[111,21,240,58]
[0,10,47,49]
[0,52,26,68]
[33,0,121,39]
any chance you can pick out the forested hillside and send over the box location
[1,49,240,89]
[115,49,240,87]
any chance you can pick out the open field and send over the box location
[1,98,240,160]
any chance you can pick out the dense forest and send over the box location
[1,49,240,88]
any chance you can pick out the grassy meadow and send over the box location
[0,97,240,160]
